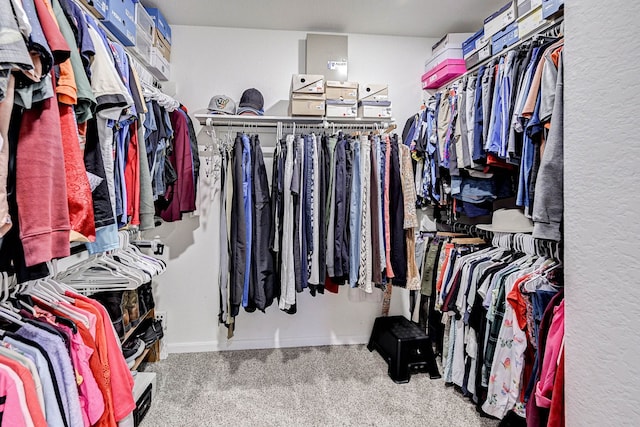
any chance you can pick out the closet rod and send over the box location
[194,114,394,128]
[429,16,565,91]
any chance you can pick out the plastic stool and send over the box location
[367,316,441,383]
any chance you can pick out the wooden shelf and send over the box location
[122,309,153,344]
[131,348,151,371]
[123,308,162,370]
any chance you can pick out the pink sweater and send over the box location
[535,300,565,408]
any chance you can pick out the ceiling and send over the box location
[142,0,508,38]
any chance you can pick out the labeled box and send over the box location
[358,100,392,118]
[484,1,517,39]
[325,81,358,100]
[291,74,325,94]
[464,43,492,69]
[491,22,519,55]
[290,93,325,116]
[359,84,389,101]
[103,0,136,47]
[326,100,357,117]
[462,29,485,58]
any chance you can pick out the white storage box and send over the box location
[326,100,357,117]
[358,100,392,118]
[484,1,518,39]
[432,33,474,55]
[424,46,465,72]
[149,47,170,81]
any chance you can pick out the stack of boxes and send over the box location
[462,0,561,71]
[325,81,358,117]
[289,74,392,118]
[145,7,172,81]
[421,33,472,89]
[77,0,173,82]
[486,2,519,55]
[358,84,392,118]
[290,74,325,116]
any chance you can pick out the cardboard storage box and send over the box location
[358,100,392,118]
[153,31,171,61]
[291,74,325,94]
[290,93,326,116]
[359,84,389,101]
[325,81,358,100]
[326,100,357,117]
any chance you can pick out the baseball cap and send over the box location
[207,95,236,115]
[237,88,264,115]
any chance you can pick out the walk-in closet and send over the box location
[0,0,638,426]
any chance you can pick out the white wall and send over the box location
[565,1,640,425]
[148,25,435,353]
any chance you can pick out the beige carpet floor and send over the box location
[139,345,499,427]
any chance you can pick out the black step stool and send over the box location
[367,316,441,383]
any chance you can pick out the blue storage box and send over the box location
[145,7,171,44]
[542,0,564,19]
[103,0,136,46]
[462,28,485,58]
[78,0,108,20]
[491,22,519,55]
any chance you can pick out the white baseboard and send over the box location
[166,334,370,354]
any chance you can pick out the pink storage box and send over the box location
[421,59,467,89]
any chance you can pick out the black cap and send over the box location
[237,88,264,115]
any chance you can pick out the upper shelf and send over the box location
[194,114,395,127]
